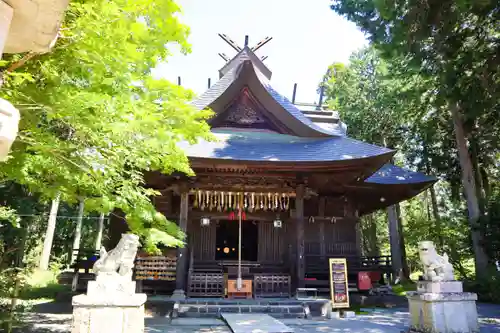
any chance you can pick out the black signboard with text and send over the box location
[329,258,350,308]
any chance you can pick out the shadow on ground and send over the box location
[11,300,500,333]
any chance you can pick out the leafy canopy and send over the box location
[0,0,213,251]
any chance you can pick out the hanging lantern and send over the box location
[273,217,282,228]
[200,217,211,226]
[308,216,315,224]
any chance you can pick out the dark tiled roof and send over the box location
[178,129,392,162]
[366,164,437,184]
[191,66,238,110]
[190,61,342,137]
[262,83,344,136]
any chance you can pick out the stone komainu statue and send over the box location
[418,241,455,282]
[92,233,140,279]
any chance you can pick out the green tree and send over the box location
[330,0,500,277]
[323,46,488,282]
[0,0,212,252]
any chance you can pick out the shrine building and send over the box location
[107,35,436,299]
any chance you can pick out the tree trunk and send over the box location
[39,195,60,270]
[71,199,85,264]
[429,186,444,248]
[450,103,489,275]
[424,190,431,221]
[470,137,486,214]
[387,205,403,281]
[95,213,105,251]
[396,204,410,280]
[423,145,444,248]
[364,214,379,256]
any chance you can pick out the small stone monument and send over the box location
[407,241,478,333]
[72,234,147,333]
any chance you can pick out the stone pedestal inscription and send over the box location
[71,234,146,333]
[407,241,478,333]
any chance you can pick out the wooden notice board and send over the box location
[329,258,350,308]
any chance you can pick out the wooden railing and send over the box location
[70,249,100,291]
[71,249,100,272]
[305,255,392,274]
[303,255,392,291]
[187,269,225,298]
[253,273,291,298]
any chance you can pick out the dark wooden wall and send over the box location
[304,220,357,256]
[257,221,288,263]
[189,219,216,261]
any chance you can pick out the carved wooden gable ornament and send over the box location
[214,87,282,132]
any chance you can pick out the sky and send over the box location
[153,0,367,104]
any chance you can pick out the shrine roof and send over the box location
[191,60,345,137]
[178,129,393,162]
[351,164,437,214]
[365,164,437,185]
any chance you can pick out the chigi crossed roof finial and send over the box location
[217,34,272,63]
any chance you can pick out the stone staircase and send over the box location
[172,299,330,319]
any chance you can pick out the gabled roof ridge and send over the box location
[190,60,345,137]
[219,46,272,80]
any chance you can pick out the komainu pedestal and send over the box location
[407,241,478,333]
[71,234,147,333]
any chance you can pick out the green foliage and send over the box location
[464,269,500,303]
[329,1,500,274]
[325,44,498,289]
[392,280,416,296]
[0,0,213,250]
[0,207,20,228]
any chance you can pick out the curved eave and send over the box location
[191,60,341,137]
[188,153,395,173]
[348,165,437,215]
[356,181,436,215]
[179,130,394,164]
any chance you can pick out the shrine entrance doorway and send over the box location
[215,220,258,261]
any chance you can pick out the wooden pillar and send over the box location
[173,187,189,299]
[296,184,305,288]
[387,205,402,280]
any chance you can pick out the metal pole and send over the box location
[292,83,298,104]
[237,205,242,290]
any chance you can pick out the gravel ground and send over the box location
[12,302,500,333]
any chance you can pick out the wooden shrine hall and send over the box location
[107,35,436,299]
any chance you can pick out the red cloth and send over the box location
[358,272,372,290]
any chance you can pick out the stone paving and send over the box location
[15,302,500,332]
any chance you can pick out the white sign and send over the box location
[0,1,14,58]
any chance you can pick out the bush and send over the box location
[463,269,500,303]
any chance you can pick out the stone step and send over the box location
[222,313,293,333]
[178,299,304,306]
[176,303,306,319]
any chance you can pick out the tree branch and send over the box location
[5,53,37,73]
